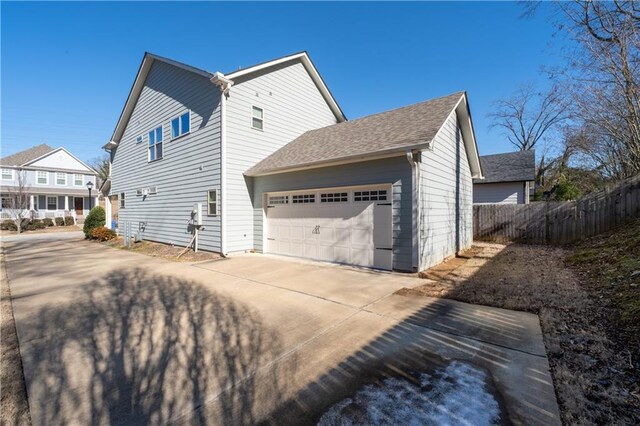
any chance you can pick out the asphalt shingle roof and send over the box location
[0,144,55,166]
[474,150,535,184]
[245,92,465,176]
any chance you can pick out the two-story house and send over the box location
[0,144,98,221]
[105,52,483,272]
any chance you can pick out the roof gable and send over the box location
[0,144,54,166]
[474,151,535,183]
[245,92,483,178]
[105,51,345,148]
[26,147,95,173]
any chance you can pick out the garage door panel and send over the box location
[265,186,393,270]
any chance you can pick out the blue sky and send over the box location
[1,1,560,163]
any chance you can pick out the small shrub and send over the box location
[83,206,105,238]
[64,216,75,226]
[90,226,116,241]
[1,220,17,231]
[42,218,54,227]
[55,217,65,226]
[26,219,45,230]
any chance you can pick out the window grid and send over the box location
[148,126,163,161]
[74,174,83,186]
[320,192,348,203]
[1,197,11,209]
[353,190,388,202]
[47,196,57,210]
[291,194,315,204]
[120,192,126,209]
[1,169,13,180]
[268,195,289,205]
[56,172,67,185]
[37,171,48,185]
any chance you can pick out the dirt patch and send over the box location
[0,249,32,425]
[101,237,223,263]
[396,241,640,424]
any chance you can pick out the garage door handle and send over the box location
[267,238,275,241]
[377,203,392,206]
[376,247,393,251]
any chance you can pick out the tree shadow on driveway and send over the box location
[19,268,289,425]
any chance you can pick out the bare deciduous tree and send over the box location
[5,170,31,233]
[555,0,640,179]
[88,154,110,187]
[489,84,570,151]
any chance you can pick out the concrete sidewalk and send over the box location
[2,236,561,425]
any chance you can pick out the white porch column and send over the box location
[105,197,112,229]
[94,196,99,210]
[29,195,35,210]
[64,195,69,211]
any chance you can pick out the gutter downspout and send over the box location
[406,150,420,272]
[210,72,234,256]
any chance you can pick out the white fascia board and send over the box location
[227,52,346,123]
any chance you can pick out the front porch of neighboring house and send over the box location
[0,193,99,223]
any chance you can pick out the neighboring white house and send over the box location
[473,151,535,204]
[0,144,98,220]
[104,52,483,272]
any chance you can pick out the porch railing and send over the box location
[0,209,77,221]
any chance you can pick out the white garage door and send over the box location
[265,185,393,270]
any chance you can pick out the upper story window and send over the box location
[1,169,13,180]
[251,106,263,130]
[56,172,67,185]
[148,126,163,162]
[37,171,48,185]
[136,135,144,144]
[171,111,191,139]
[74,174,84,186]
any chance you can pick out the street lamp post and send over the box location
[87,181,94,210]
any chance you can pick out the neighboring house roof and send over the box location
[105,51,345,148]
[474,151,535,184]
[245,91,483,178]
[0,144,54,166]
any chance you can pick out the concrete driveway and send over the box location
[2,234,560,425]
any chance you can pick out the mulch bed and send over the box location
[102,237,223,262]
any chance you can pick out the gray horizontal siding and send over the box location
[225,60,339,253]
[473,182,524,204]
[252,156,413,271]
[111,60,222,252]
[419,112,473,270]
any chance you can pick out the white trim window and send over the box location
[1,196,12,209]
[120,192,126,209]
[268,195,289,205]
[47,196,57,210]
[207,189,218,215]
[74,174,84,186]
[251,106,264,130]
[1,169,13,180]
[354,189,388,202]
[56,172,67,185]
[36,171,48,185]
[148,126,163,161]
[291,193,315,204]
[171,111,191,139]
[320,192,348,203]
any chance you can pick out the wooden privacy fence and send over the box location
[473,174,640,245]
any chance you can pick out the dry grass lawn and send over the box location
[398,236,640,424]
[102,237,224,263]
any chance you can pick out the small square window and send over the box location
[251,106,263,130]
[120,192,126,209]
[291,194,315,204]
[37,171,48,185]
[207,190,218,215]
[320,192,348,203]
[1,169,13,180]
[56,172,67,185]
[136,135,144,144]
[171,111,191,139]
[268,195,289,205]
